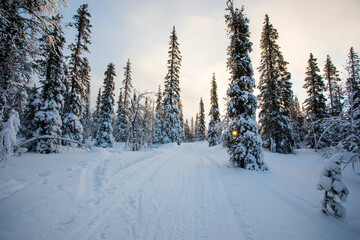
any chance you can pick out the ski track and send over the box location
[60,143,248,240]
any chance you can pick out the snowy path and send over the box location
[0,142,360,240]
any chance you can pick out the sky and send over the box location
[61,0,360,123]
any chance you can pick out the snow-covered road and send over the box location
[0,142,359,240]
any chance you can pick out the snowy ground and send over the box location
[0,142,359,240]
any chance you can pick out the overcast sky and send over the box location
[62,0,360,123]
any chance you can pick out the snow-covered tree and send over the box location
[208,73,221,147]
[0,0,67,124]
[317,154,349,218]
[91,88,101,140]
[80,58,92,142]
[126,91,153,151]
[289,95,304,148]
[323,55,342,116]
[35,15,66,153]
[184,119,191,142]
[258,14,295,154]
[95,63,116,148]
[194,113,199,141]
[198,98,206,141]
[114,60,132,142]
[224,0,267,170]
[21,86,41,143]
[303,53,329,149]
[345,47,360,123]
[154,86,165,144]
[63,3,92,143]
[0,110,20,162]
[162,26,183,144]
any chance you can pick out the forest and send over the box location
[0,0,359,221]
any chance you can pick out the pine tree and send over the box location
[208,73,221,147]
[154,86,165,144]
[224,0,267,170]
[0,0,66,124]
[198,98,206,141]
[303,53,329,148]
[162,26,183,144]
[95,63,116,148]
[63,3,92,143]
[257,14,295,154]
[91,88,101,140]
[35,15,66,153]
[323,55,342,116]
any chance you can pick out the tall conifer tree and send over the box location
[80,57,92,141]
[35,15,66,153]
[95,63,116,148]
[346,47,360,122]
[323,55,342,116]
[91,88,101,139]
[63,3,92,143]
[154,86,165,144]
[258,14,295,154]
[162,26,183,144]
[208,73,221,147]
[224,0,267,170]
[198,98,206,141]
[303,53,329,148]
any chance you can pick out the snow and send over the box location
[0,142,360,240]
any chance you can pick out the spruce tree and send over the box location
[198,98,206,141]
[194,113,199,141]
[190,117,195,142]
[91,88,101,140]
[80,57,92,141]
[162,26,183,144]
[95,63,116,148]
[303,53,329,148]
[63,3,92,143]
[224,0,267,170]
[21,86,42,151]
[35,15,66,153]
[290,95,304,147]
[324,55,342,116]
[114,60,133,142]
[0,0,66,124]
[154,86,165,144]
[184,119,191,142]
[345,47,360,123]
[208,73,221,147]
[114,89,124,142]
[257,14,295,154]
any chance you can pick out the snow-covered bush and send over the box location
[0,110,20,161]
[317,154,349,218]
